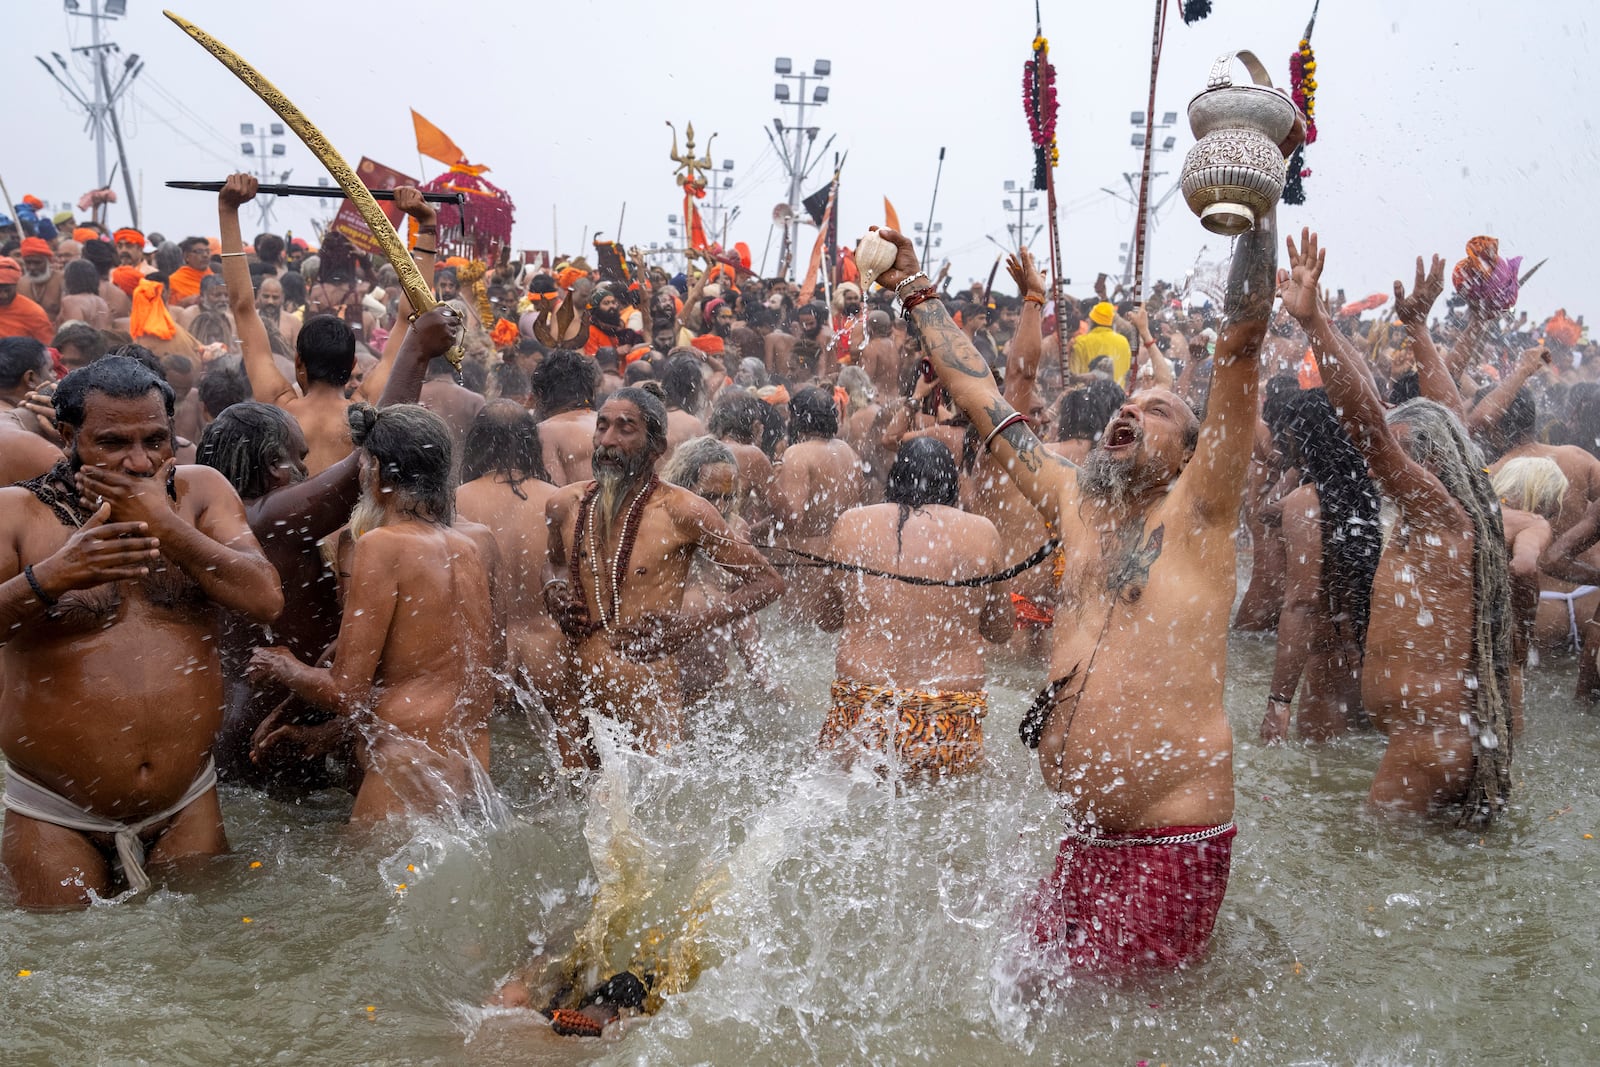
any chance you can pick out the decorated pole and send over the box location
[1024,12,1066,384]
[1131,0,1169,307]
[1283,0,1321,205]
[161,11,454,364]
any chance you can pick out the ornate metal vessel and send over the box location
[1180,50,1305,236]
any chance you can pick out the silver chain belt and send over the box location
[1064,821,1236,848]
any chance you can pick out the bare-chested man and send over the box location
[197,306,448,787]
[455,400,564,714]
[247,404,496,823]
[1,356,282,907]
[542,387,783,766]
[708,390,776,537]
[771,386,864,623]
[1281,229,1512,823]
[875,215,1272,974]
[532,349,600,486]
[859,309,901,399]
[819,437,1012,778]
[661,354,709,459]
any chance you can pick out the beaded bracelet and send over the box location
[895,272,932,299]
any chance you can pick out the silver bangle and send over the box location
[895,273,932,299]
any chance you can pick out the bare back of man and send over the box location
[541,409,598,486]
[772,436,863,622]
[457,474,562,702]
[420,376,486,462]
[285,391,352,476]
[1491,441,1600,647]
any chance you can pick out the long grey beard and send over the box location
[349,487,387,540]
[1076,448,1152,510]
[592,467,633,543]
[23,268,51,284]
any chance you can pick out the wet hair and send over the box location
[788,386,838,441]
[1281,388,1382,651]
[348,402,455,524]
[460,399,549,497]
[530,348,599,415]
[279,271,306,308]
[605,386,670,456]
[738,357,769,388]
[1563,382,1600,459]
[80,237,114,276]
[884,436,961,555]
[661,434,737,492]
[197,400,301,501]
[190,311,233,348]
[662,354,704,414]
[0,337,51,388]
[63,258,100,296]
[198,362,250,417]
[154,242,182,276]
[709,390,765,443]
[1057,378,1126,442]
[53,354,175,427]
[1385,398,1512,825]
[51,321,106,363]
[1477,383,1537,458]
[837,365,875,412]
[1491,456,1568,521]
[254,233,285,266]
[1261,373,1301,437]
[755,399,787,459]
[296,313,357,386]
[493,362,532,402]
[1388,370,1420,406]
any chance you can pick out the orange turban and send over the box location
[555,266,588,290]
[758,384,790,406]
[690,333,726,356]
[18,237,53,259]
[622,344,652,366]
[111,265,143,296]
[129,280,177,341]
[22,195,43,210]
[73,227,100,243]
[114,228,146,248]
[1545,309,1582,349]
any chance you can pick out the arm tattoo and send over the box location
[910,302,991,378]
[982,396,1072,474]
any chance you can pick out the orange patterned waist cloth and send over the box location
[819,681,988,777]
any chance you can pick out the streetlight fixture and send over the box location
[768,55,835,279]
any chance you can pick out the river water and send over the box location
[4,611,1598,1065]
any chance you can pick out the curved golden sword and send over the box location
[163,10,458,367]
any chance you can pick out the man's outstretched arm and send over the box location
[874,228,1072,529]
[1178,211,1275,525]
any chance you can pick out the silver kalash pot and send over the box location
[1180,50,1306,235]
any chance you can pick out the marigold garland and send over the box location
[1284,10,1319,205]
[1023,35,1059,190]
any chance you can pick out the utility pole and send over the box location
[239,121,291,233]
[704,158,736,246]
[1002,179,1039,254]
[35,0,142,226]
[768,57,834,280]
[1122,108,1178,297]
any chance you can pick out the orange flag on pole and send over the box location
[412,109,466,167]
[884,196,901,233]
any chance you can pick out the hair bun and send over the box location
[347,402,379,446]
[640,380,667,403]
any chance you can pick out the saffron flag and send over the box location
[884,197,901,233]
[683,192,708,251]
[412,109,466,168]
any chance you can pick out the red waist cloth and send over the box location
[1026,822,1235,974]
[1010,592,1054,628]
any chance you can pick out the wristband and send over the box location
[900,287,939,320]
[24,564,56,608]
[895,272,932,298]
[413,246,437,256]
[982,411,1030,452]
[417,224,438,235]
[1268,693,1293,705]
[1023,293,1046,306]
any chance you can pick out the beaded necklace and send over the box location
[571,474,659,633]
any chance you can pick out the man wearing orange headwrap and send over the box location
[113,228,147,268]
[0,257,55,344]
[167,237,213,306]
[16,236,62,322]
[72,226,100,245]
[129,278,203,360]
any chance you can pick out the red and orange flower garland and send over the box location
[1283,33,1318,204]
[1022,35,1059,191]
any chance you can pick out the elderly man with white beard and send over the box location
[542,386,783,768]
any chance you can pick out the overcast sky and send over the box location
[6,0,1594,316]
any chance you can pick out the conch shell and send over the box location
[854,229,899,291]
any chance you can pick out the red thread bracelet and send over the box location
[900,286,939,320]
